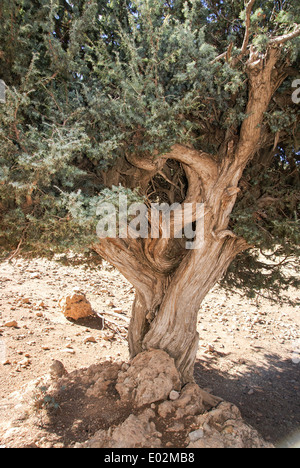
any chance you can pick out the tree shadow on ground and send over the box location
[194,351,300,447]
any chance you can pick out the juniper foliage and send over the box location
[0,0,299,299]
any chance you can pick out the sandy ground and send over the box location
[0,256,299,447]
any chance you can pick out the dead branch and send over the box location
[97,309,130,323]
[94,311,128,330]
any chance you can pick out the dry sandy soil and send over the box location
[0,256,299,448]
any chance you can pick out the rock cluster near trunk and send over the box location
[116,349,181,407]
[0,350,273,448]
[79,350,272,449]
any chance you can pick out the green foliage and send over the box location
[224,149,300,301]
[0,0,299,297]
[32,385,61,413]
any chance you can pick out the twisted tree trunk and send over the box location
[94,146,248,383]
[93,45,287,384]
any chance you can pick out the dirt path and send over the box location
[0,257,299,447]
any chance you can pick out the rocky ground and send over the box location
[0,348,273,449]
[0,256,299,448]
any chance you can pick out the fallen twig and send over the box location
[95,311,129,330]
[97,309,130,323]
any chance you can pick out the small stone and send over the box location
[30,273,40,279]
[17,358,31,368]
[167,422,185,432]
[4,321,18,328]
[103,333,115,341]
[84,336,97,344]
[50,360,67,379]
[169,390,180,401]
[62,348,75,354]
[21,298,31,304]
[189,429,204,442]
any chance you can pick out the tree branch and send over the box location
[163,144,218,193]
[211,0,256,66]
[270,24,300,45]
[93,239,155,297]
[234,47,280,168]
[210,50,228,65]
[240,0,256,57]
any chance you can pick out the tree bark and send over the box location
[93,42,290,385]
[94,226,248,384]
[93,149,249,383]
[142,236,247,383]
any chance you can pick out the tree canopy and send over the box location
[0,0,299,300]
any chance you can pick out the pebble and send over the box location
[84,336,97,344]
[16,358,31,369]
[189,428,204,442]
[62,348,76,354]
[21,298,31,305]
[169,390,180,401]
[4,321,18,328]
[30,273,40,279]
[50,360,67,378]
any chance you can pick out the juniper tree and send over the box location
[0,0,299,382]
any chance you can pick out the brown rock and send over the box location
[81,409,161,449]
[50,360,67,379]
[59,290,93,320]
[110,409,161,448]
[158,383,207,419]
[4,321,18,328]
[84,336,97,344]
[187,402,274,449]
[116,349,181,407]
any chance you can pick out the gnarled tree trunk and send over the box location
[93,45,287,384]
[93,143,249,383]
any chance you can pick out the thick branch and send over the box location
[235,47,280,168]
[125,150,166,172]
[240,0,256,57]
[93,238,161,304]
[163,144,218,197]
[270,24,300,45]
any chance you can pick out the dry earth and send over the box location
[0,256,299,448]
